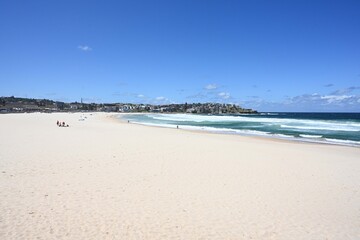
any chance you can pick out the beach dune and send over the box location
[0,112,359,239]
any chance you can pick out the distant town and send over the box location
[0,96,257,114]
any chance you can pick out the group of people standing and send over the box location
[57,120,69,127]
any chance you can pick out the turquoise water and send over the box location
[121,113,360,147]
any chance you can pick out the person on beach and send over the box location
[57,121,69,127]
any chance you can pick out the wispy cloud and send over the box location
[244,93,360,112]
[348,86,360,91]
[152,96,172,104]
[331,86,360,95]
[155,96,166,101]
[78,45,92,52]
[187,84,233,102]
[186,93,207,100]
[218,92,230,99]
[320,95,353,104]
[204,84,218,90]
[137,94,145,98]
[82,97,102,103]
[324,83,334,87]
[285,93,360,108]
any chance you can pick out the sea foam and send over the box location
[122,113,360,147]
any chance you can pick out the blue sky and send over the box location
[0,0,359,112]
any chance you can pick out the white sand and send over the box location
[0,112,359,239]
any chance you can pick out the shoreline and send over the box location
[113,113,360,148]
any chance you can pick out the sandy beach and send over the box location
[0,112,359,239]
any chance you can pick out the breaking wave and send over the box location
[122,113,360,147]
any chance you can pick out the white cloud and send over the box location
[152,96,171,104]
[137,94,145,98]
[205,84,218,90]
[218,92,230,99]
[246,92,360,112]
[155,96,166,101]
[78,45,92,52]
[284,93,357,106]
[320,95,352,104]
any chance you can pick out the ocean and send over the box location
[121,113,360,147]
